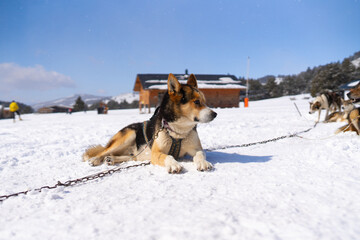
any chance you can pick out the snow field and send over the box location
[0,94,359,240]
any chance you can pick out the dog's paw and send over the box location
[82,153,90,162]
[194,159,213,171]
[104,156,115,165]
[88,157,103,166]
[164,156,182,174]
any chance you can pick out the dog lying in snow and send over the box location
[335,106,360,135]
[335,83,360,135]
[83,73,217,173]
[325,99,355,123]
[347,83,360,103]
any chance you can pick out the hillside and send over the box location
[244,51,360,100]
[31,93,139,111]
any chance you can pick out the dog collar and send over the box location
[143,120,182,160]
[161,119,180,135]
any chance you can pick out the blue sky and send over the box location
[0,0,359,104]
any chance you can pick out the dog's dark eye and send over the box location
[194,100,200,105]
[181,96,187,104]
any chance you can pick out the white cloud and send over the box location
[0,63,75,92]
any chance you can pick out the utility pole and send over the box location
[244,56,250,107]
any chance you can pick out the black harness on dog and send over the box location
[142,120,183,160]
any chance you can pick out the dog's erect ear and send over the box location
[187,74,198,89]
[168,73,181,94]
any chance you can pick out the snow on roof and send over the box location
[218,77,238,82]
[135,73,246,91]
[349,80,360,87]
[145,77,246,90]
[149,84,246,90]
[146,79,241,84]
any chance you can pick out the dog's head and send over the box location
[341,99,355,112]
[309,99,321,114]
[161,73,217,124]
[347,83,360,103]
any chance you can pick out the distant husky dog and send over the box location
[309,91,342,122]
[335,107,360,135]
[83,73,217,173]
[347,83,360,103]
[325,99,355,123]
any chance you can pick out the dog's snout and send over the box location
[211,111,217,119]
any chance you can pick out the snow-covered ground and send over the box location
[1,94,359,240]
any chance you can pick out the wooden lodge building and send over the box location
[37,105,71,114]
[133,73,246,112]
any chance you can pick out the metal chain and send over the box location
[205,126,314,151]
[0,161,151,202]
[0,127,165,203]
[0,126,315,203]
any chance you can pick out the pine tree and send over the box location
[310,63,347,96]
[264,77,281,98]
[73,96,85,112]
[107,100,120,109]
[281,75,299,95]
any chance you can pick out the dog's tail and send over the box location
[335,124,352,134]
[82,145,106,161]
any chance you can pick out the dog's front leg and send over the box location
[184,133,213,171]
[324,108,329,122]
[151,142,182,173]
[193,151,213,171]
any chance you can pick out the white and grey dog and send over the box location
[309,91,342,122]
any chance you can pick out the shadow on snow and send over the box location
[205,151,272,164]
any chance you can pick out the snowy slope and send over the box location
[1,94,359,240]
[32,93,139,110]
[110,92,139,103]
[32,94,112,110]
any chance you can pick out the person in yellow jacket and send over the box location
[9,100,22,122]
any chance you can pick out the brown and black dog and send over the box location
[336,83,360,135]
[325,99,355,123]
[83,73,217,173]
[335,107,360,135]
[347,83,360,103]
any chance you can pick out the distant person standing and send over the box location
[9,100,22,122]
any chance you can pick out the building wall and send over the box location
[0,108,12,119]
[139,88,150,105]
[202,89,240,108]
[38,107,54,114]
[139,89,162,107]
[140,88,241,108]
[149,89,161,107]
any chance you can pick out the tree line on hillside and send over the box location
[241,51,360,100]
[72,96,139,112]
